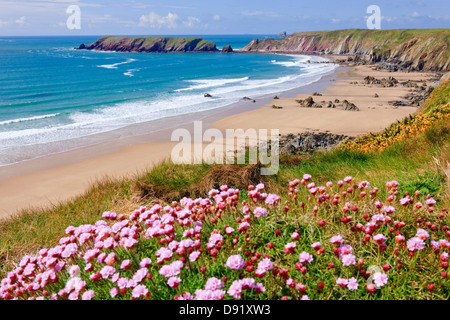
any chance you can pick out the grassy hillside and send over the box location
[0,82,449,300]
[242,29,450,71]
[83,36,217,52]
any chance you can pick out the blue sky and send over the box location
[0,0,449,36]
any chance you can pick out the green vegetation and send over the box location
[85,36,217,52]
[0,76,449,301]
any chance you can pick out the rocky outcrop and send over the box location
[278,132,354,154]
[240,29,450,72]
[221,45,233,53]
[77,36,218,53]
[296,97,358,111]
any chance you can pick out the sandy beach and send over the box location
[214,64,437,136]
[0,61,438,219]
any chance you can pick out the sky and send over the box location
[0,0,449,36]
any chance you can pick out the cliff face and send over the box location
[79,36,218,53]
[241,29,450,72]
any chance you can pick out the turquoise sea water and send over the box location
[0,35,336,165]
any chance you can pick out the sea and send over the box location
[0,35,336,166]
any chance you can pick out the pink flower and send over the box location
[383,206,396,214]
[338,244,353,257]
[336,278,348,288]
[311,242,321,250]
[69,265,80,277]
[284,242,296,253]
[373,234,387,244]
[341,254,356,266]
[159,260,184,277]
[347,277,358,290]
[194,289,225,300]
[303,174,312,181]
[110,287,119,298]
[100,266,116,279]
[330,235,344,245]
[132,268,148,283]
[265,194,280,205]
[372,272,388,287]
[425,198,436,206]
[225,227,235,235]
[253,206,268,218]
[61,243,78,258]
[167,276,181,288]
[407,237,425,252]
[81,290,95,300]
[416,229,430,241]
[344,176,352,183]
[257,258,273,272]
[225,254,245,270]
[189,250,201,262]
[131,284,149,299]
[205,277,224,291]
[139,258,152,268]
[155,247,173,264]
[255,183,265,191]
[299,251,314,264]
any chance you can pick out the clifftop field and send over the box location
[242,28,450,72]
[0,76,449,300]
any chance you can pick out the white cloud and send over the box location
[331,18,341,23]
[15,16,26,26]
[213,15,220,21]
[412,12,420,17]
[138,12,180,28]
[183,16,200,28]
[0,19,8,27]
[138,12,203,29]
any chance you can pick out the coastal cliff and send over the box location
[78,36,218,53]
[241,29,450,72]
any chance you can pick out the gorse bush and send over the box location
[1,175,448,300]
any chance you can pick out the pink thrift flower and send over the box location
[131,284,149,299]
[205,277,224,291]
[253,206,268,218]
[225,254,245,270]
[100,266,116,279]
[336,278,348,288]
[81,290,95,300]
[299,251,314,264]
[139,258,152,268]
[372,272,388,287]
[265,194,280,205]
[383,206,396,214]
[330,235,344,245]
[373,234,387,244]
[407,237,425,252]
[347,277,358,290]
[189,250,201,262]
[110,287,119,298]
[341,254,356,266]
[167,276,181,288]
[257,258,273,272]
[416,229,430,241]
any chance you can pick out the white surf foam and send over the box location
[0,113,60,126]
[98,58,137,70]
[175,77,249,92]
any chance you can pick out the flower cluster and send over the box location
[0,175,448,300]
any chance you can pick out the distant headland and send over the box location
[76,36,234,53]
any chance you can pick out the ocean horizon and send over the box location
[0,35,336,166]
